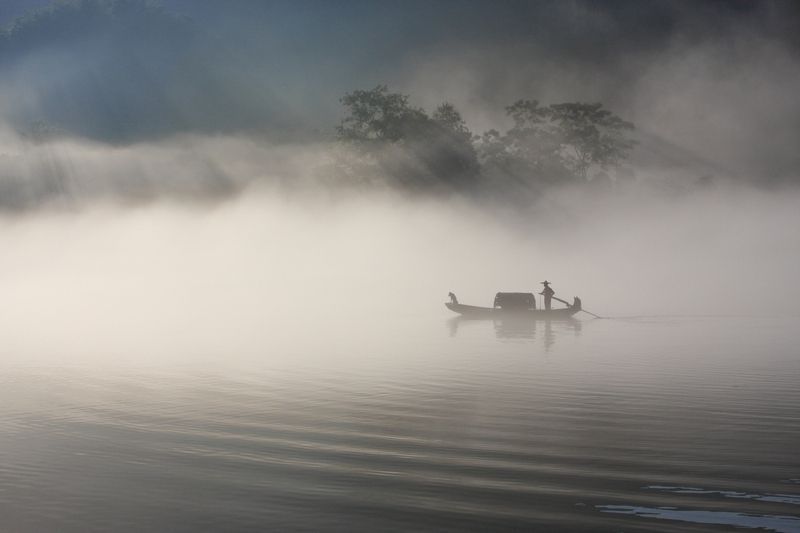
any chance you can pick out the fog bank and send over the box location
[1,184,798,362]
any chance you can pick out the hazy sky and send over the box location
[1,1,799,183]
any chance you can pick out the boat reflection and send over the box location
[448,315,582,350]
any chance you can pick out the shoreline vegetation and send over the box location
[333,85,637,198]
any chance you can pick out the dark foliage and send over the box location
[337,86,636,196]
[478,100,636,194]
[336,85,480,191]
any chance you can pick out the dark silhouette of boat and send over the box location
[446,291,582,319]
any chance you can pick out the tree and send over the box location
[477,100,571,193]
[477,99,636,192]
[548,102,636,180]
[336,85,427,145]
[336,86,479,190]
[428,103,480,182]
[503,100,569,181]
[432,103,470,137]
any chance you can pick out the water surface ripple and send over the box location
[1,317,799,531]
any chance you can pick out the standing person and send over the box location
[540,280,555,310]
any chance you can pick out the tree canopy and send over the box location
[336,86,480,190]
[335,86,637,197]
[548,102,636,179]
[336,86,426,144]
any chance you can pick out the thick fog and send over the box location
[1,173,799,363]
[0,0,799,362]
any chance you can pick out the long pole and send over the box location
[551,296,572,306]
[551,295,604,319]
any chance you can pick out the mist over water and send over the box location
[1,174,798,364]
[2,199,799,532]
[2,1,800,531]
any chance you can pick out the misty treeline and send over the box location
[6,0,796,213]
[334,85,636,197]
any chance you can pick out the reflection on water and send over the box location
[1,316,799,532]
[448,316,582,350]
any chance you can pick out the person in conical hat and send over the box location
[539,280,555,310]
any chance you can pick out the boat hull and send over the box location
[445,302,580,319]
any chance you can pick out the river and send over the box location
[1,314,799,532]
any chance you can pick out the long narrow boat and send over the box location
[445,290,582,319]
[445,302,580,319]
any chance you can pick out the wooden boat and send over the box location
[445,302,580,318]
[446,291,582,319]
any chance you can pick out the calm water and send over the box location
[2,315,799,532]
